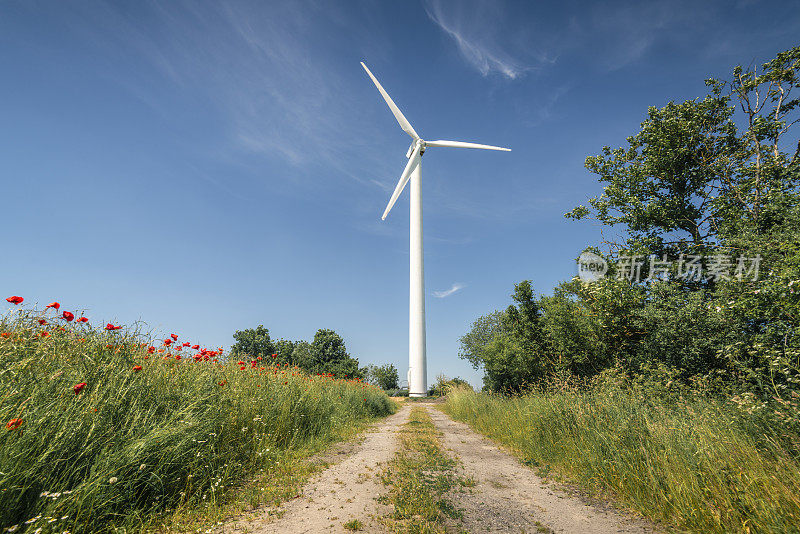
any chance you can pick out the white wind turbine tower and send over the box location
[361,62,510,397]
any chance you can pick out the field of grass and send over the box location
[0,303,394,533]
[443,386,800,534]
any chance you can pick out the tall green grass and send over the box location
[0,306,394,533]
[443,386,800,533]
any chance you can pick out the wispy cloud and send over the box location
[64,1,394,188]
[433,283,465,298]
[423,0,553,79]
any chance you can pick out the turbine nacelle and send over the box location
[406,139,425,159]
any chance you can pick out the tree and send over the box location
[458,310,506,370]
[310,329,363,379]
[273,338,296,365]
[566,45,800,259]
[370,364,399,390]
[291,341,314,370]
[478,281,551,393]
[231,325,275,360]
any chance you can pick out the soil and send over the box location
[217,402,662,533]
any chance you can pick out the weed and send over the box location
[343,518,363,530]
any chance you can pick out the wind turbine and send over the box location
[360,62,510,397]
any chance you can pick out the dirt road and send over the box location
[221,403,658,533]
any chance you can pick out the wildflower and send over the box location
[108,477,118,484]
[73,382,86,395]
[39,331,50,338]
[105,323,120,330]
[240,366,246,370]
[132,365,142,372]
[139,464,146,471]
[5,296,23,305]
[46,302,60,310]
[0,333,10,338]
[78,316,88,323]
[192,344,199,350]
[175,355,181,361]
[62,311,74,322]
[164,339,173,346]
[218,381,226,386]
[170,334,178,341]
[272,353,277,358]
[6,418,23,431]
[147,346,155,354]
[38,319,47,325]
[182,342,190,347]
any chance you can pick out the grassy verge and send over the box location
[0,305,395,533]
[378,406,466,534]
[443,387,800,534]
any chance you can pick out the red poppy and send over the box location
[5,418,23,431]
[40,331,50,338]
[46,301,61,310]
[105,323,120,330]
[147,346,155,354]
[73,382,86,395]
[193,354,202,361]
[219,381,227,386]
[0,333,10,338]
[170,334,178,341]
[38,319,47,325]
[175,355,181,361]
[272,353,277,358]
[191,344,199,350]
[237,361,245,365]
[163,339,173,346]
[78,317,88,323]
[62,311,75,322]
[240,366,246,370]
[5,296,23,305]
[132,365,142,372]
[182,342,190,347]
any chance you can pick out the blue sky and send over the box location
[2,0,799,387]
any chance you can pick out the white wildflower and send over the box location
[108,477,118,485]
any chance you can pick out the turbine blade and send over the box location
[382,144,422,220]
[425,140,511,152]
[361,62,420,140]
